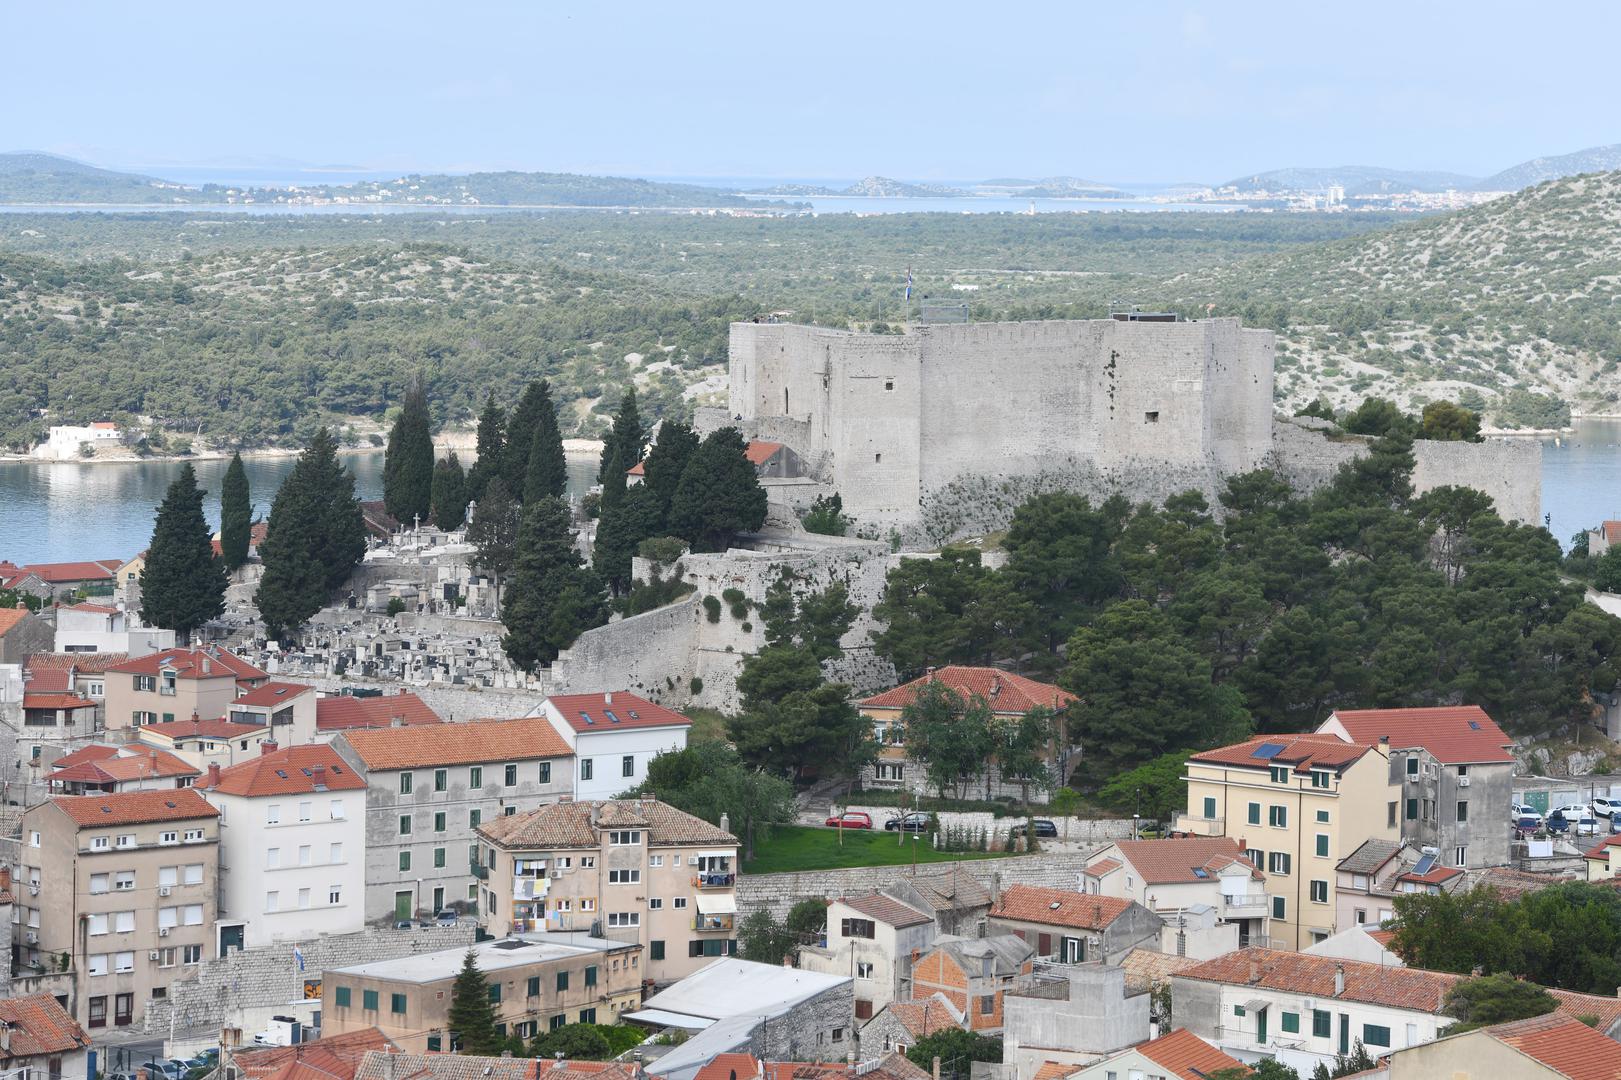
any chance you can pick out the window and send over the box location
[434,769,448,792]
[979,996,994,1016]
[622,755,636,778]
[650,855,663,868]
[399,815,412,836]
[399,851,411,872]
[649,898,663,909]
[1388,802,1397,828]
[159,907,179,928]
[1315,834,1329,858]
[335,986,352,1008]
[1362,1024,1390,1048]
[504,764,517,786]
[579,1008,597,1025]
[1268,805,1287,828]
[1406,756,1419,776]
[1310,770,1330,789]
[609,830,641,845]
[88,954,109,976]
[550,1014,567,1032]
[1247,802,1261,826]
[391,993,407,1014]
[556,970,569,992]
[1313,1010,1331,1038]
[581,759,593,781]
[1455,846,1468,866]
[267,804,281,825]
[114,911,135,933]
[183,944,202,964]
[469,809,481,829]
[298,845,312,866]
[673,897,687,909]
[329,886,342,905]
[92,836,110,851]
[538,761,551,784]
[470,766,483,788]
[90,873,110,894]
[330,843,343,864]
[1282,1011,1300,1034]
[434,812,446,833]
[1310,880,1329,904]
[135,675,156,692]
[528,976,541,998]
[362,989,379,1011]
[116,833,136,848]
[298,888,311,909]
[1272,896,1286,920]
[585,964,598,987]
[1405,798,1418,821]
[88,914,109,936]
[1268,852,1291,876]
[1270,765,1290,784]
[857,961,874,978]
[115,870,135,891]
[1456,801,1468,823]
[1234,1005,1246,1018]
[1203,796,1217,820]
[841,918,876,939]
[650,940,665,960]
[581,857,596,869]
[607,912,640,928]
[298,802,311,823]
[608,869,641,884]
[331,800,346,820]
[434,848,447,868]
[427,1035,441,1052]
[266,892,280,912]
[400,773,413,794]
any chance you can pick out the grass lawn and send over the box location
[683,707,730,745]
[743,825,1017,874]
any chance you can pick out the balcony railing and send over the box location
[692,872,735,889]
[692,914,735,932]
[1170,813,1224,836]
[470,861,489,880]
[1221,893,1269,915]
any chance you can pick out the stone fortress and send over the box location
[700,313,1541,541]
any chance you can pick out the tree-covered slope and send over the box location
[0,152,211,204]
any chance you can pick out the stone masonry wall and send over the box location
[285,675,549,722]
[142,924,474,1037]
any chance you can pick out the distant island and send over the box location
[746,174,1133,199]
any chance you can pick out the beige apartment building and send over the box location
[1175,733,1396,950]
[17,789,219,1031]
[475,798,739,984]
[103,647,270,731]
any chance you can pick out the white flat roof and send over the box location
[328,933,629,984]
[638,957,850,1021]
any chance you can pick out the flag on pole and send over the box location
[292,945,305,972]
[905,267,913,302]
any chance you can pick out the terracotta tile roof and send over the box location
[860,666,1076,714]
[108,646,268,683]
[63,601,120,614]
[1029,1063,1075,1080]
[141,716,267,740]
[22,693,97,711]
[478,798,737,850]
[1327,706,1515,765]
[1467,867,1578,899]
[338,716,569,770]
[1189,733,1372,774]
[880,994,963,1039]
[0,608,34,635]
[1396,865,1465,887]
[1604,522,1621,546]
[1176,948,1462,1012]
[694,1055,926,1080]
[25,668,70,692]
[1086,857,1123,876]
[353,1052,638,1080]
[211,521,269,557]
[1545,988,1621,1035]
[27,651,129,673]
[1490,1011,1621,1079]
[1135,1028,1250,1080]
[1118,947,1201,994]
[1110,837,1267,884]
[840,892,933,928]
[989,884,1135,931]
[1584,836,1621,862]
[907,869,994,913]
[53,748,199,785]
[1337,839,1405,876]
[0,993,91,1059]
[51,744,121,769]
[50,787,218,828]
[315,692,443,730]
[15,559,122,584]
[199,745,365,798]
[545,691,691,733]
[1367,928,1397,947]
[235,1027,395,1080]
[234,681,315,708]
[746,440,784,466]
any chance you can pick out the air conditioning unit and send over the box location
[23,930,38,945]
[149,950,161,961]
[549,871,563,879]
[1406,775,1419,784]
[28,884,39,896]
[158,927,170,937]
[158,886,172,896]
[1458,776,1471,788]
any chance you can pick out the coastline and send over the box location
[0,435,604,467]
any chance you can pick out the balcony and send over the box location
[1221,893,1269,919]
[1171,813,1224,837]
[470,861,489,880]
[692,913,735,933]
[691,872,735,889]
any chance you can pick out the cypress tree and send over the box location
[667,427,769,552]
[219,451,252,571]
[256,428,366,639]
[502,380,547,500]
[524,385,568,505]
[140,463,228,642]
[446,949,501,1054]
[598,387,647,483]
[465,392,506,504]
[502,497,606,672]
[467,477,521,599]
[640,419,700,527]
[431,450,469,528]
[593,483,663,596]
[383,375,434,525]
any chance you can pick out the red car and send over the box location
[825,811,873,830]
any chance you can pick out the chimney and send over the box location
[604,691,613,706]
[0,866,10,894]
[207,763,222,788]
[312,764,327,789]
[0,1021,11,1054]
[1237,839,1247,852]
[391,714,405,728]
[1247,960,1259,985]
[1379,735,1389,746]
[203,657,212,675]
[990,674,1001,698]
[260,738,278,755]
[720,812,730,836]
[1334,963,1346,997]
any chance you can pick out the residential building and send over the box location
[629,959,855,1080]
[324,932,643,1051]
[896,869,995,936]
[34,422,122,460]
[47,744,199,793]
[17,789,219,1031]
[1303,925,1404,968]
[690,1052,928,1080]
[0,607,55,663]
[52,602,173,657]
[353,1053,638,1080]
[0,559,123,601]
[476,797,739,983]
[330,717,574,924]
[1333,839,1464,929]
[859,992,964,1057]
[1067,1028,1248,1080]
[857,667,1077,804]
[988,884,1161,965]
[1081,837,1270,950]
[909,934,1034,1033]
[1170,947,1621,1073]
[1386,1011,1621,1080]
[16,690,99,760]
[23,651,127,703]
[800,890,937,1019]
[1587,520,1621,558]
[1317,706,1515,869]
[1002,964,1152,1080]
[0,993,92,1080]
[1585,834,1621,880]
[196,743,367,952]
[135,715,275,767]
[103,647,270,732]
[537,692,691,801]
[314,691,442,734]
[225,1026,396,1080]
[1177,733,1397,949]
[225,682,319,744]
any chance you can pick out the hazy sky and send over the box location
[9,1,1618,183]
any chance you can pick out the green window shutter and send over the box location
[427,1036,441,1052]
[650,940,665,960]
[334,987,351,1008]
[391,993,406,1014]
[470,766,482,787]
[557,970,569,992]
[1272,896,1286,920]
[362,989,378,1011]
[585,965,597,987]
[399,851,411,872]
[489,984,501,1003]
[528,976,540,997]
[1315,834,1329,858]
[1247,802,1260,825]
[1203,797,1216,819]
[1282,1012,1299,1034]
[1363,1024,1390,1047]
[539,762,551,784]
[1234,1005,1246,1017]
[1405,798,1418,820]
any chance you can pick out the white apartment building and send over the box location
[197,743,367,953]
[537,692,690,801]
[53,602,174,657]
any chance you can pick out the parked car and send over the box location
[884,812,934,832]
[435,909,461,927]
[1553,802,1593,821]
[1594,796,1621,819]
[825,811,874,830]
[1568,810,1601,836]
[1011,819,1059,838]
[1512,813,1543,832]
[1510,803,1543,825]
[1545,811,1571,835]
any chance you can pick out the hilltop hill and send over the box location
[1476,143,1621,191]
[1176,169,1621,422]
[976,176,1132,198]
[0,152,210,204]
[1222,164,1479,195]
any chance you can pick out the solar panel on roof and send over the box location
[1413,854,1436,876]
[1251,742,1288,759]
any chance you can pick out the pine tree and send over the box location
[446,949,501,1055]
[640,419,700,527]
[594,483,664,596]
[431,451,469,528]
[598,387,646,483]
[467,477,521,600]
[667,427,768,552]
[140,463,228,641]
[502,497,607,671]
[256,429,367,639]
[383,375,434,525]
[524,385,568,505]
[465,392,506,504]
[219,451,252,571]
[501,380,548,500]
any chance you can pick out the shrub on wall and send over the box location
[703,595,722,623]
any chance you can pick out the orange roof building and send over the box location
[1068,1028,1248,1080]
[0,993,92,1072]
[1388,1010,1621,1079]
[987,884,1161,965]
[537,691,690,801]
[315,691,443,732]
[48,744,200,794]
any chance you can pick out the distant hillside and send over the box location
[841,176,968,198]
[1173,170,1621,421]
[976,176,1132,199]
[0,152,210,204]
[1222,165,1480,196]
[1476,144,1621,191]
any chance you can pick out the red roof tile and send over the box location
[235,1028,396,1080]
[17,559,122,583]
[840,892,932,928]
[1491,1011,1621,1079]
[50,788,217,827]
[990,884,1135,931]
[0,608,35,636]
[22,693,97,711]
[883,995,963,1039]
[63,601,120,614]
[745,440,784,466]
[545,692,691,733]
[108,646,268,683]
[1397,866,1465,886]
[25,669,70,692]
[51,744,122,769]
[234,681,315,708]
[1189,733,1373,774]
[141,716,268,740]
[1109,837,1267,885]
[315,692,443,731]
[199,745,365,798]
[861,666,1076,714]
[0,993,91,1059]
[338,717,572,770]
[1326,706,1515,765]
[1135,1028,1250,1080]
[1086,857,1123,876]
[211,522,269,558]
[53,748,199,784]
[27,651,130,673]
[1604,522,1621,546]
[1584,835,1621,862]
[1177,948,1461,1012]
